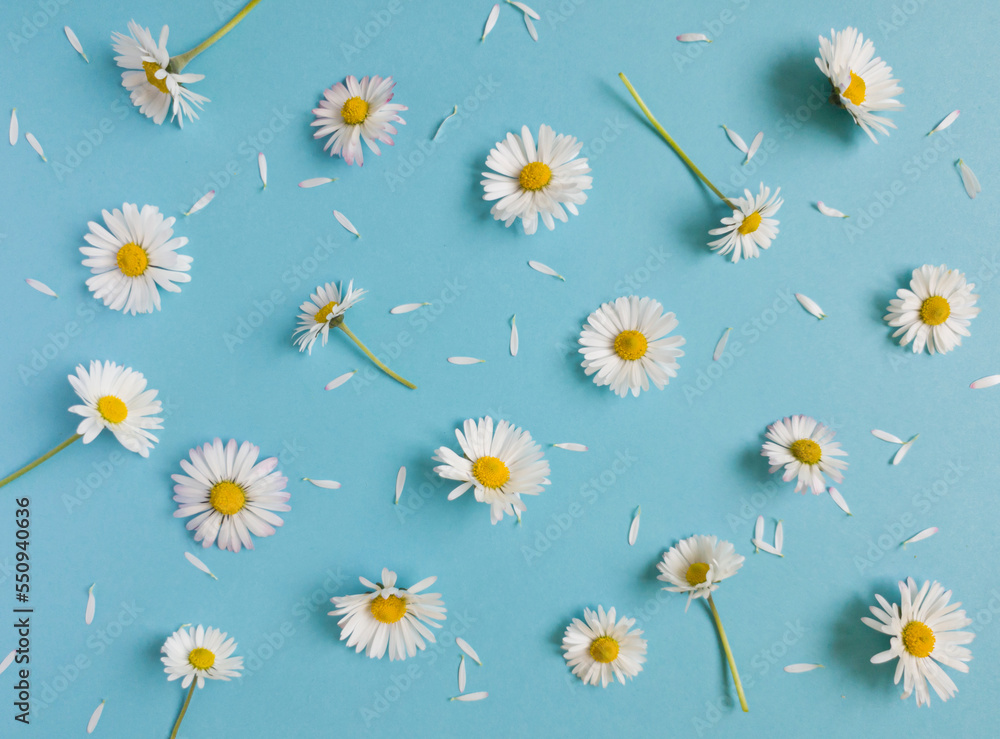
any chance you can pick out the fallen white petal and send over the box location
[902,527,938,547]
[395,466,405,505]
[871,429,904,444]
[25,132,45,161]
[817,201,848,218]
[303,478,342,490]
[455,637,482,665]
[795,293,826,319]
[774,520,784,554]
[298,177,336,188]
[448,357,485,365]
[451,692,488,702]
[957,159,981,199]
[0,650,14,676]
[184,190,215,216]
[9,109,17,146]
[87,700,105,734]
[433,106,458,141]
[752,539,784,557]
[258,152,267,188]
[64,26,89,63]
[754,515,764,552]
[85,584,96,625]
[713,327,732,361]
[828,487,851,516]
[553,443,587,452]
[390,302,428,314]
[510,315,519,356]
[333,210,359,237]
[721,125,748,153]
[458,655,467,693]
[628,506,640,546]
[524,14,538,41]
[528,260,564,280]
[677,33,711,43]
[324,371,356,390]
[784,663,824,673]
[928,110,959,136]
[970,375,1000,390]
[482,4,500,40]
[184,551,218,580]
[744,131,763,164]
[892,436,918,466]
[26,278,58,298]
[507,0,540,19]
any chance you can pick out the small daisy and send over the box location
[578,296,685,398]
[815,27,903,142]
[172,438,290,553]
[657,535,744,610]
[561,606,647,688]
[708,183,783,262]
[81,203,192,315]
[761,415,848,495]
[863,577,973,706]
[292,280,366,354]
[161,624,243,689]
[68,360,163,457]
[884,265,980,355]
[311,75,406,166]
[481,124,592,235]
[432,417,550,524]
[329,568,446,661]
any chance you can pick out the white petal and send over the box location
[744,131,763,164]
[677,33,711,43]
[482,4,500,40]
[395,466,405,505]
[928,110,959,136]
[510,315,519,356]
[25,278,58,298]
[828,487,851,516]
[333,210,360,237]
[957,159,981,199]
[390,302,428,315]
[298,177,336,188]
[458,655,467,692]
[87,700,105,734]
[524,15,538,41]
[721,125,747,153]
[184,190,215,216]
[871,429,904,444]
[528,260,564,280]
[817,201,848,218]
[970,375,1000,390]
[25,132,45,161]
[85,584,96,625]
[324,371,356,390]
[455,637,482,665]
[752,539,783,557]
[628,506,640,546]
[0,650,14,676]
[303,478,342,490]
[184,552,218,580]
[64,26,89,62]
[902,527,938,547]
[892,437,918,465]
[784,663,824,673]
[257,152,267,188]
[9,108,17,146]
[795,293,826,319]
[433,106,458,141]
[507,0,540,19]
[713,327,732,361]
[448,357,485,365]
[774,520,784,554]
[553,443,587,452]
[451,692,488,702]
[754,515,764,547]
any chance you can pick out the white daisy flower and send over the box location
[708,183,783,262]
[67,360,163,457]
[329,568,446,661]
[172,438,290,553]
[884,265,980,355]
[432,417,550,524]
[578,296,685,398]
[161,625,243,689]
[656,535,744,609]
[112,21,208,127]
[561,606,647,688]
[81,203,192,315]
[863,578,974,706]
[292,280,366,354]
[761,415,848,495]
[311,75,406,166]
[481,124,592,235]
[815,27,903,142]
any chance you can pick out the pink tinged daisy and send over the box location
[172,438,290,553]
[761,415,848,495]
[311,75,406,166]
[432,417,550,525]
[862,578,973,706]
[161,625,243,736]
[884,265,979,355]
[81,203,192,315]
[481,124,592,235]
[561,606,647,688]
[329,568,446,661]
[708,183,783,262]
[578,296,685,398]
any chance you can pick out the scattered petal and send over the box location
[902,527,938,547]
[628,506,640,546]
[184,190,215,216]
[817,201,848,218]
[458,655,467,692]
[928,110,959,136]
[184,551,218,580]
[713,327,732,361]
[451,692,488,702]
[448,356,485,365]
[395,466,405,505]
[433,106,458,141]
[25,132,45,161]
[752,538,784,557]
[721,125,748,153]
[828,487,851,516]
[744,131,763,164]
[871,429,904,444]
[784,663,824,673]
[25,278,57,298]
[303,478,342,489]
[507,0,540,19]
[970,375,1000,390]
[87,700,105,734]
[528,260,564,280]
[774,520,784,554]
[455,637,482,665]
[754,515,764,552]
[482,4,500,41]
[64,26,89,63]
[0,650,14,676]
[524,15,538,42]
[324,370,356,390]
[509,315,519,356]
[390,302,429,315]
[298,177,336,188]
[258,152,267,188]
[957,159,981,199]
[795,293,826,319]
[85,584,96,625]
[892,436,918,466]
[677,33,712,43]
[9,109,17,146]
[553,443,588,452]
[333,210,359,237]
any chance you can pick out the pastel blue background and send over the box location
[2,0,999,736]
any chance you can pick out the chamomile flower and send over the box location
[481,124,592,235]
[81,203,192,315]
[311,75,406,166]
[161,625,243,689]
[657,535,744,609]
[761,415,848,495]
[815,27,903,142]
[884,265,980,355]
[292,280,366,354]
[329,568,446,661]
[172,438,290,553]
[578,296,685,397]
[708,183,783,262]
[863,578,973,706]
[68,360,163,457]
[432,417,550,524]
[561,606,647,688]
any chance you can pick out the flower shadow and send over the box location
[829,588,900,696]
[765,49,856,145]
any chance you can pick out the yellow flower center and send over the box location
[209,481,247,516]
[142,60,170,95]
[518,161,552,191]
[370,594,407,624]
[901,621,935,658]
[589,636,620,664]
[314,301,339,324]
[341,96,370,125]
[842,71,866,105]
[738,211,762,235]
[188,647,215,671]
[685,562,711,586]
[472,456,510,489]
[96,395,128,424]
[919,296,951,326]
[789,439,822,465]
[613,330,648,361]
[116,242,149,278]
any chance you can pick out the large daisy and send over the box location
[68,360,163,457]
[578,296,685,398]
[863,578,973,706]
[708,183,783,262]
[311,75,406,166]
[884,265,980,355]
[761,415,848,494]
[161,624,243,689]
[172,438,290,553]
[561,606,647,688]
[815,27,903,142]
[81,203,192,315]
[292,280,366,354]
[657,535,744,609]
[481,124,592,235]
[329,568,446,661]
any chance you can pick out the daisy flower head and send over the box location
[815,27,903,142]
[68,360,163,457]
[81,203,192,315]
[884,265,979,355]
[112,21,208,126]
[432,417,550,524]
[292,280,366,354]
[561,606,647,688]
[761,415,848,494]
[708,183,783,262]
[329,568,446,661]
[481,124,592,235]
[578,296,685,397]
[657,535,744,609]
[311,75,406,166]
[863,577,973,706]
[172,438,290,553]
[161,625,243,689]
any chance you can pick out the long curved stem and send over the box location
[618,73,736,210]
[338,323,416,390]
[169,0,264,73]
[169,682,197,739]
[0,433,81,489]
[708,595,749,712]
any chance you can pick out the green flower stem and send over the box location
[338,323,416,390]
[169,682,197,739]
[168,0,264,73]
[0,433,81,490]
[618,72,736,210]
[708,595,749,712]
